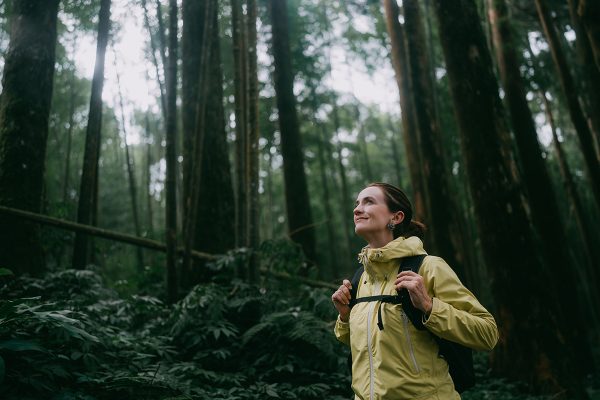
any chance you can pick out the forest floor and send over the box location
[0,258,598,399]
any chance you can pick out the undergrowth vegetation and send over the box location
[0,242,598,399]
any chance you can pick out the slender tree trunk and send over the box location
[246,0,260,283]
[155,0,168,82]
[535,0,600,209]
[231,0,248,250]
[0,0,59,275]
[182,0,235,285]
[268,0,316,265]
[382,0,426,221]
[144,114,154,238]
[115,66,144,271]
[489,0,593,371]
[568,0,600,153]
[331,100,354,265]
[578,0,600,71]
[72,0,111,270]
[165,0,178,303]
[386,117,404,188]
[433,0,590,397]
[141,0,166,119]
[63,66,76,204]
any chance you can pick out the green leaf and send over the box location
[0,339,46,352]
[0,268,13,277]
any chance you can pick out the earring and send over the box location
[387,222,395,231]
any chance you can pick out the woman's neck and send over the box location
[365,232,394,249]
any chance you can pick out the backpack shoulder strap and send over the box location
[348,266,364,308]
[398,254,428,330]
[400,254,427,273]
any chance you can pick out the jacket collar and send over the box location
[357,236,427,280]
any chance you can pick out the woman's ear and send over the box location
[393,211,405,225]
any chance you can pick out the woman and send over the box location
[332,182,498,400]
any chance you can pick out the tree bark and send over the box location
[63,65,76,205]
[541,91,600,326]
[182,0,235,285]
[268,0,316,265]
[535,0,600,209]
[382,0,426,221]
[489,0,593,371]
[433,0,589,396]
[403,0,466,278]
[246,0,260,283]
[0,0,59,275]
[165,0,178,303]
[72,0,111,270]
[231,0,248,250]
[144,114,155,239]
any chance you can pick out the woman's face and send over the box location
[353,186,403,239]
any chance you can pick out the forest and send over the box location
[0,0,599,398]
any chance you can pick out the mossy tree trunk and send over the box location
[0,0,60,275]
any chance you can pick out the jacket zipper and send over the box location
[402,311,420,374]
[366,280,381,400]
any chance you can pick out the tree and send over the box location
[268,0,316,265]
[577,0,600,71]
[403,0,466,278]
[433,0,589,396]
[0,0,60,275]
[181,0,235,285]
[488,0,593,370]
[72,0,111,269]
[535,0,600,209]
[382,0,426,220]
[165,0,178,302]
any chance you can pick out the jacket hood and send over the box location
[357,236,427,279]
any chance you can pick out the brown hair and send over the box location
[367,182,427,240]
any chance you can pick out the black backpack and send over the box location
[347,254,475,393]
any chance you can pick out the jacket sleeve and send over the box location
[334,315,350,346]
[421,256,499,351]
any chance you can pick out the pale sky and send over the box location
[69,0,400,146]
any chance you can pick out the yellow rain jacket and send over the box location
[334,236,498,400]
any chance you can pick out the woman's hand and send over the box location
[394,271,433,315]
[331,279,353,322]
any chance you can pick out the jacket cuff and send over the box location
[422,297,443,327]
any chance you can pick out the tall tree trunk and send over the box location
[246,0,260,283]
[165,0,178,303]
[489,0,593,371]
[0,0,59,275]
[141,0,166,119]
[182,0,235,285]
[382,0,426,221]
[331,100,354,266]
[63,66,76,205]
[115,66,144,271]
[268,0,316,265]
[433,0,589,397]
[403,0,466,277]
[541,91,600,326]
[568,0,600,153]
[535,0,600,209]
[72,0,111,270]
[578,0,600,71]
[144,114,155,239]
[231,0,248,250]
[386,117,404,188]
